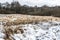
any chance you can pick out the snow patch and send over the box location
[0,21,60,40]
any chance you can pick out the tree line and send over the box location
[0,1,60,17]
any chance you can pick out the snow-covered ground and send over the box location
[0,21,60,40]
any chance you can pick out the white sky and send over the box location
[0,0,60,7]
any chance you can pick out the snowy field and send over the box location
[0,21,60,40]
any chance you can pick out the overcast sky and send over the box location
[0,0,60,7]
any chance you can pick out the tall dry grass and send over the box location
[0,14,60,40]
[0,14,60,26]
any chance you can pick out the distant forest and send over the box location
[0,1,60,17]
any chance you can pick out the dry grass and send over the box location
[0,14,60,26]
[4,25,24,40]
[0,14,60,40]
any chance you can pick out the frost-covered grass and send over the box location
[0,14,60,40]
[0,21,60,40]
